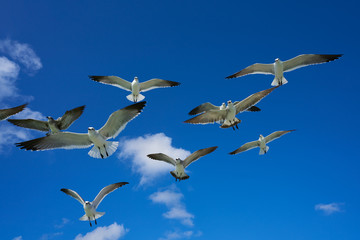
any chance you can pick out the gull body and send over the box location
[226,54,343,86]
[89,75,180,102]
[15,102,146,159]
[61,182,128,227]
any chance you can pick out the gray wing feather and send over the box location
[140,79,180,92]
[15,132,92,151]
[61,188,85,205]
[147,153,177,166]
[58,105,85,130]
[188,102,220,115]
[184,109,227,124]
[92,182,129,209]
[183,146,218,167]
[229,140,259,155]
[8,119,50,131]
[0,103,27,121]
[99,102,146,139]
[265,130,295,143]
[283,54,343,72]
[226,63,274,79]
[89,75,132,91]
[235,86,278,113]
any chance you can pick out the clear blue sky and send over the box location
[1,0,360,239]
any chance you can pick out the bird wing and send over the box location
[226,63,274,79]
[147,153,177,166]
[234,86,278,113]
[92,182,129,209]
[264,130,295,143]
[229,140,259,155]
[283,54,343,72]
[99,101,146,139]
[0,103,27,121]
[246,106,261,112]
[61,188,85,205]
[58,105,85,130]
[140,79,180,92]
[183,146,218,168]
[7,119,50,131]
[188,102,220,115]
[15,132,92,151]
[184,109,228,124]
[89,75,132,91]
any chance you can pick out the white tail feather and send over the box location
[271,77,288,86]
[79,212,105,221]
[88,142,119,159]
[220,118,241,128]
[126,93,145,102]
[259,146,270,155]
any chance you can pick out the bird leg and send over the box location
[98,146,104,159]
[88,217,92,227]
[94,215,97,225]
[236,124,239,129]
[104,144,109,157]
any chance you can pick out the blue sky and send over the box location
[1,0,360,239]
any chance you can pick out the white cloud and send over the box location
[40,232,63,240]
[54,218,70,229]
[150,185,194,227]
[0,39,42,72]
[12,236,23,240]
[315,202,343,215]
[118,133,191,186]
[159,230,202,240]
[74,222,128,240]
[0,56,20,101]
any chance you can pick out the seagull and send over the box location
[184,86,278,130]
[8,105,85,135]
[0,103,27,121]
[15,102,146,159]
[188,102,261,116]
[147,146,218,181]
[229,130,295,155]
[61,182,128,227]
[226,54,343,86]
[89,75,180,102]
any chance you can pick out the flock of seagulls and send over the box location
[0,53,342,226]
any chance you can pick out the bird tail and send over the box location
[79,212,105,221]
[88,141,119,159]
[271,77,288,86]
[170,171,189,181]
[220,118,241,128]
[259,146,269,155]
[126,93,145,102]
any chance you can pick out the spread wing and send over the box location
[147,153,176,166]
[99,101,146,139]
[61,188,85,205]
[15,132,92,151]
[234,86,278,113]
[188,102,220,115]
[0,103,27,121]
[265,130,295,144]
[89,75,132,91]
[7,119,50,131]
[183,146,218,168]
[184,109,228,124]
[283,54,343,72]
[92,182,129,209]
[58,105,85,130]
[229,140,259,155]
[226,63,274,79]
[140,79,180,92]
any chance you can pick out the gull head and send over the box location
[227,100,232,104]
[259,134,264,139]
[88,127,95,133]
[85,201,91,205]
[175,158,182,164]
[134,76,139,81]
[220,103,226,108]
[275,58,279,62]
[46,116,54,121]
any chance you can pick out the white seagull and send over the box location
[89,75,180,102]
[15,102,146,159]
[184,86,278,130]
[226,54,343,86]
[0,103,27,121]
[229,130,295,155]
[147,146,218,181]
[8,105,85,135]
[61,182,128,226]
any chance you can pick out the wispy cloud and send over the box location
[150,185,194,227]
[315,202,343,215]
[40,232,63,240]
[74,222,129,240]
[159,230,202,240]
[54,218,70,229]
[118,133,190,186]
[0,56,20,101]
[12,236,23,240]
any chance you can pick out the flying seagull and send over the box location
[184,86,278,130]
[89,75,180,102]
[8,105,85,135]
[147,146,218,181]
[226,54,343,86]
[61,182,128,226]
[0,103,27,121]
[229,130,295,155]
[15,102,146,159]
